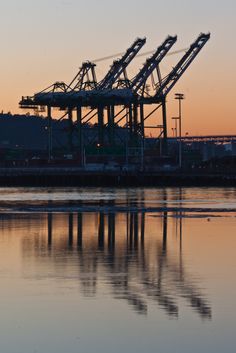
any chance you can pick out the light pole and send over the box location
[157,124,163,156]
[175,93,185,169]
[172,117,179,138]
[47,105,52,163]
[172,117,180,165]
[125,108,129,167]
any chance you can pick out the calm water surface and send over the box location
[0,187,235,353]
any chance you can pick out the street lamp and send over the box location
[175,93,185,168]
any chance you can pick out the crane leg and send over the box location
[98,106,104,146]
[77,106,83,165]
[162,98,168,154]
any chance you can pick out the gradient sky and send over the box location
[0,0,235,135]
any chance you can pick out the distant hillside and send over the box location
[0,113,77,150]
[0,113,128,151]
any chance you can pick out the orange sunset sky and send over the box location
[0,0,235,136]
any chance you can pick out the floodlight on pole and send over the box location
[175,93,185,168]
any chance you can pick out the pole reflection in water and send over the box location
[43,211,212,319]
[68,213,73,247]
[77,212,83,248]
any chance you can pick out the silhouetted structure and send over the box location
[19,34,210,161]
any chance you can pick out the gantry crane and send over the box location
[154,33,210,99]
[101,35,177,142]
[150,33,210,141]
[120,33,210,144]
[68,61,97,91]
[131,35,177,96]
[75,38,146,145]
[19,33,210,161]
[126,35,177,138]
[30,61,97,108]
[98,37,146,90]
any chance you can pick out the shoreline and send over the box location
[0,167,235,187]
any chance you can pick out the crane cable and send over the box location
[92,48,187,63]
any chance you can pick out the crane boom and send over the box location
[155,33,210,98]
[131,35,177,95]
[98,37,146,90]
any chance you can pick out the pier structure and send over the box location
[19,33,210,161]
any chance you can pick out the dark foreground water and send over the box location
[0,187,235,353]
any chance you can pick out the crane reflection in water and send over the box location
[20,206,211,321]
